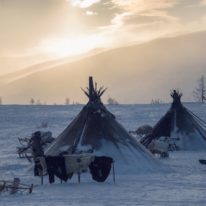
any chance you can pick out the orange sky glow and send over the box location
[0,0,206,104]
[1,0,206,74]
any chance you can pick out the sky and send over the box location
[1,0,206,75]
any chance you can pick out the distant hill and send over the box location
[0,31,206,104]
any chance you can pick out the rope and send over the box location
[186,108,206,128]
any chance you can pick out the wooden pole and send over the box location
[10,178,20,194]
[41,171,43,185]
[29,184,33,194]
[112,162,115,183]
[78,173,81,183]
[89,76,94,101]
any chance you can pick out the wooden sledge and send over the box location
[0,178,33,194]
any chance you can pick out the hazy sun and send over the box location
[40,35,104,58]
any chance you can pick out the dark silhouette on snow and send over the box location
[141,90,206,150]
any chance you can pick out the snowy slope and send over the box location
[0,103,206,205]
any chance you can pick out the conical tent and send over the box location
[141,90,206,150]
[46,77,159,172]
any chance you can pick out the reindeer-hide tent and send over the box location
[141,90,206,150]
[45,77,160,173]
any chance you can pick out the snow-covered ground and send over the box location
[1,103,206,206]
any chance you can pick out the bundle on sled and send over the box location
[0,178,33,194]
[146,136,180,158]
[129,126,169,157]
[147,139,169,158]
[17,131,55,161]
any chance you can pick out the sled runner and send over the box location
[0,178,33,194]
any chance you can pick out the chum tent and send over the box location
[45,77,160,173]
[141,90,206,150]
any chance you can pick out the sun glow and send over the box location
[40,35,105,58]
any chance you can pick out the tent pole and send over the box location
[41,171,43,185]
[112,162,115,183]
[78,173,81,183]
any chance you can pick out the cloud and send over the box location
[109,0,178,26]
[93,0,181,47]
[110,0,177,13]
[94,1,206,48]
[43,0,206,56]
[86,10,97,15]
[98,18,181,49]
[202,0,206,5]
[111,12,132,27]
[2,0,206,71]
[67,0,101,8]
